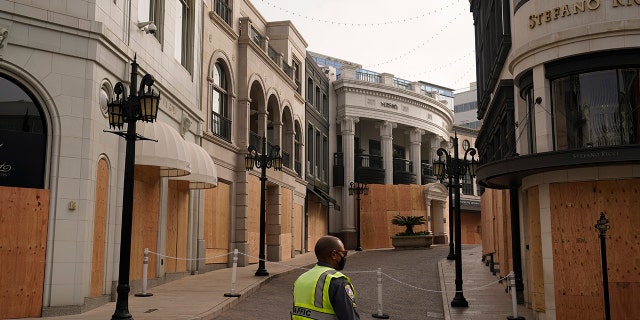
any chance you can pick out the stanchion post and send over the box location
[224,249,241,297]
[372,268,390,319]
[135,248,153,297]
[507,271,524,320]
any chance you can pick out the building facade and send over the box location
[311,52,458,250]
[0,0,314,318]
[471,0,640,319]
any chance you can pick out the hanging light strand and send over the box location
[259,0,461,27]
[364,11,465,69]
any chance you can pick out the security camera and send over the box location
[137,21,157,34]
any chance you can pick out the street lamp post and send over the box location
[445,167,455,261]
[594,212,611,320]
[245,136,283,276]
[433,133,478,308]
[348,181,369,251]
[105,55,160,320]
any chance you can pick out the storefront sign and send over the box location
[380,102,398,110]
[528,0,639,29]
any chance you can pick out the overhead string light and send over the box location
[398,51,475,79]
[259,0,460,27]
[364,10,465,69]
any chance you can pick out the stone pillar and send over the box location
[409,128,424,185]
[378,121,396,185]
[267,185,282,261]
[340,116,358,247]
[237,98,251,148]
[433,201,447,244]
[426,200,432,233]
[272,120,282,149]
[285,128,295,170]
[258,110,267,140]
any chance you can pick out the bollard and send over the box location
[224,249,241,297]
[135,248,153,297]
[372,268,390,319]
[507,271,524,320]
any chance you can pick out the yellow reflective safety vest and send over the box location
[292,265,356,320]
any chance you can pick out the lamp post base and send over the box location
[451,293,469,308]
[255,268,269,276]
[447,242,455,260]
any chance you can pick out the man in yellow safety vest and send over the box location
[292,235,359,320]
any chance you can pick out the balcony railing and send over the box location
[268,45,279,64]
[251,26,263,47]
[249,131,261,152]
[212,112,231,141]
[214,0,232,25]
[392,158,416,185]
[393,77,411,90]
[356,69,381,83]
[240,18,299,88]
[421,162,438,184]
[355,154,385,184]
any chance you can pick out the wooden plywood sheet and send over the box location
[131,165,159,280]
[526,186,545,312]
[0,186,49,318]
[90,159,108,297]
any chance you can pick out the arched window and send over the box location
[0,74,47,188]
[211,61,230,141]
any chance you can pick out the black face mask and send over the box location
[337,252,347,271]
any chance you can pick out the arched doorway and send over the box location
[0,73,50,318]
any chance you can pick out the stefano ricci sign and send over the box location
[528,0,638,29]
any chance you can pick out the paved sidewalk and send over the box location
[26,246,536,319]
[439,246,535,320]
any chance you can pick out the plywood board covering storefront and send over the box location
[0,186,49,318]
[550,179,640,320]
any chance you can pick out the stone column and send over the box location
[267,184,282,261]
[340,116,358,247]
[272,120,283,149]
[409,128,424,185]
[285,128,295,170]
[378,121,396,185]
[426,200,432,233]
[237,98,251,149]
[258,110,267,140]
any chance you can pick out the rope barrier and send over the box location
[142,249,511,294]
[147,250,231,261]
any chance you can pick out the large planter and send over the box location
[391,234,433,249]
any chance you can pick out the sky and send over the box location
[249,0,477,92]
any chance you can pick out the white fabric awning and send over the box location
[135,121,191,177]
[171,141,218,189]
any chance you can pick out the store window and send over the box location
[551,68,639,150]
[211,61,230,140]
[0,74,47,188]
[175,0,194,70]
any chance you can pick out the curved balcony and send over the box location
[392,158,416,185]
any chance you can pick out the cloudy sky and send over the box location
[249,0,477,92]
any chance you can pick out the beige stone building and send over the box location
[471,1,640,319]
[0,0,309,317]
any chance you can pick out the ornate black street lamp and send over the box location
[348,181,369,251]
[594,212,611,320]
[245,136,283,276]
[445,172,455,261]
[105,55,160,320]
[433,133,478,308]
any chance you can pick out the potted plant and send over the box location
[390,215,433,249]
